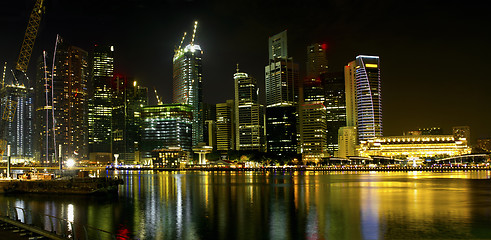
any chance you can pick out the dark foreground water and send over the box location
[1,170,491,240]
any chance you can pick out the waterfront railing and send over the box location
[0,205,130,240]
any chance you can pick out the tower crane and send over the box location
[0,0,44,155]
[154,87,163,105]
[16,0,45,73]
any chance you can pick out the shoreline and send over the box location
[106,166,491,172]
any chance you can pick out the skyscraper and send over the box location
[269,30,288,60]
[35,38,89,163]
[173,43,203,147]
[344,61,357,127]
[216,100,234,152]
[265,31,299,156]
[235,68,265,151]
[0,84,33,162]
[355,55,382,141]
[324,72,346,155]
[88,45,114,162]
[265,59,300,107]
[112,76,148,164]
[344,55,382,142]
[306,43,328,77]
[300,102,327,162]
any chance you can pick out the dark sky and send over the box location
[1,0,490,142]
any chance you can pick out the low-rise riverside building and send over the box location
[358,135,471,159]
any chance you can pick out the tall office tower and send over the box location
[88,45,114,163]
[324,72,346,155]
[300,76,327,161]
[300,102,327,162]
[173,43,203,147]
[344,61,357,127]
[269,30,288,60]
[0,84,33,162]
[234,68,265,151]
[306,43,328,77]
[35,40,89,163]
[345,55,382,142]
[112,76,148,164]
[141,104,193,161]
[216,100,234,152]
[265,59,300,106]
[355,55,382,141]
[265,31,299,155]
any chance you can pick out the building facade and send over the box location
[112,76,148,164]
[173,44,203,147]
[358,135,471,159]
[141,104,193,162]
[306,43,328,77]
[88,45,114,163]
[265,31,299,156]
[300,102,327,162]
[234,69,265,151]
[266,105,297,155]
[35,40,89,163]
[324,72,346,155]
[354,55,382,141]
[0,84,33,162]
[338,126,357,158]
[216,100,234,152]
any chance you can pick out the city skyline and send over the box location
[1,0,490,142]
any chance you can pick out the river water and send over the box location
[1,170,491,240]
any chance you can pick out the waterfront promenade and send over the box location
[1,165,490,173]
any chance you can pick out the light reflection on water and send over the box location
[0,171,491,239]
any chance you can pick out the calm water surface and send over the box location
[1,170,491,240]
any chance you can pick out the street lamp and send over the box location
[66,158,75,168]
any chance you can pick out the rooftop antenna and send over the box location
[177,32,187,51]
[190,21,198,46]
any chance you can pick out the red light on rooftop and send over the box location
[321,43,327,50]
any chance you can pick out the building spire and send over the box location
[236,63,239,73]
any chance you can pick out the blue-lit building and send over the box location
[354,55,382,141]
[0,84,34,162]
[141,104,193,162]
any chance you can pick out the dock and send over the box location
[0,177,123,194]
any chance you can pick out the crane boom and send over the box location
[15,0,44,72]
[177,32,187,51]
[190,21,198,45]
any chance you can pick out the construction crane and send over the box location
[16,0,45,73]
[153,87,163,105]
[177,32,187,52]
[0,0,44,156]
[190,21,198,46]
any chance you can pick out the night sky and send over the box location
[1,0,490,142]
